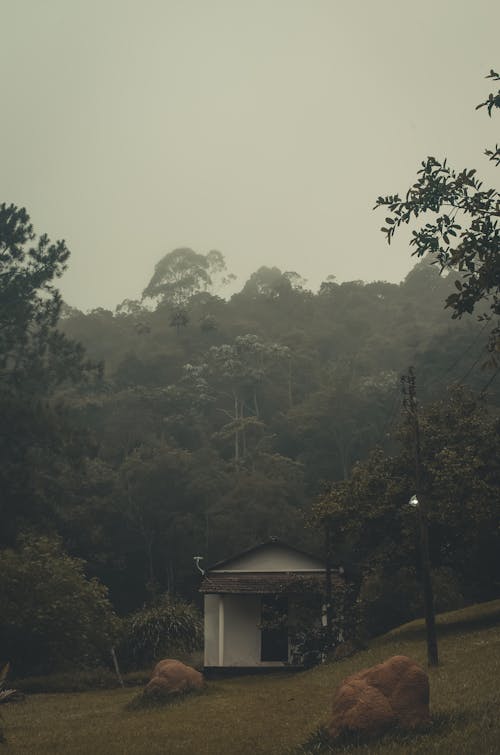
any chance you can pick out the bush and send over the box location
[119,596,202,669]
[360,566,465,636]
[360,567,421,636]
[0,534,118,676]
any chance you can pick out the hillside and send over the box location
[3,600,500,754]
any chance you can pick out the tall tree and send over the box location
[0,204,97,544]
[185,334,290,462]
[0,203,93,393]
[315,386,500,633]
[142,248,233,308]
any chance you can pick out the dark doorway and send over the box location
[260,595,289,662]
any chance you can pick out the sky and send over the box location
[2,0,500,311]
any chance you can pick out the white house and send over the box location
[200,538,341,672]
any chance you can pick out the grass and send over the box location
[2,600,499,754]
[12,650,204,694]
[13,669,150,695]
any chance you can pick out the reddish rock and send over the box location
[327,655,430,739]
[144,659,204,699]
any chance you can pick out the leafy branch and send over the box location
[375,70,500,344]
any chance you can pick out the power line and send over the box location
[423,321,491,392]
[480,363,500,399]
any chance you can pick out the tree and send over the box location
[375,70,500,349]
[315,386,500,634]
[185,334,291,462]
[0,534,117,675]
[117,442,203,598]
[0,203,94,393]
[280,366,398,484]
[142,248,233,308]
[240,266,292,299]
[0,204,99,545]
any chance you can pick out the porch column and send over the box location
[218,594,225,666]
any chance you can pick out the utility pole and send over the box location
[324,521,333,647]
[402,367,439,667]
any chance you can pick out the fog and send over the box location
[2,0,499,310]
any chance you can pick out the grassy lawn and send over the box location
[2,600,500,754]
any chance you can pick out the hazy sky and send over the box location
[2,0,499,310]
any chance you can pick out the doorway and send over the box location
[260,595,289,662]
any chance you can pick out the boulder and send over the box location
[327,655,430,740]
[144,659,204,699]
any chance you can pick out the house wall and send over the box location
[204,594,281,667]
[204,594,219,666]
[224,595,261,666]
[212,543,323,573]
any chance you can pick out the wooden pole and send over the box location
[403,368,439,667]
[218,595,225,667]
[325,521,333,647]
[110,647,124,687]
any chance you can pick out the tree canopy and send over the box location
[142,247,233,308]
[3,167,500,672]
[0,203,94,394]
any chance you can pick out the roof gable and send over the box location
[209,540,324,573]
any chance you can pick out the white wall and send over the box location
[204,594,219,666]
[205,594,288,667]
[223,595,262,666]
[213,543,324,573]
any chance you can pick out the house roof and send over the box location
[206,538,326,571]
[200,571,344,594]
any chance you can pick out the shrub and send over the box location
[0,534,118,676]
[360,566,465,636]
[119,596,202,669]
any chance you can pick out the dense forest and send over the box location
[2,203,500,674]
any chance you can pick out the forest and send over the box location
[1,190,500,675]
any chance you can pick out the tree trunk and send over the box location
[234,394,239,462]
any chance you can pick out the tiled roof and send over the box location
[200,571,343,594]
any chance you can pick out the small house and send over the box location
[200,538,341,672]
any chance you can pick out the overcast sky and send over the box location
[2,0,499,311]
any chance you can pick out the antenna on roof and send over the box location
[193,556,205,576]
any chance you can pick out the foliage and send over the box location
[375,70,500,350]
[0,535,118,675]
[114,442,206,601]
[0,203,96,393]
[142,247,233,307]
[359,566,464,637]
[4,196,500,632]
[315,385,500,634]
[53,254,498,611]
[0,205,100,547]
[119,596,202,669]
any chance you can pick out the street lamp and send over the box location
[408,493,438,666]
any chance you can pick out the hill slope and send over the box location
[4,600,500,754]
